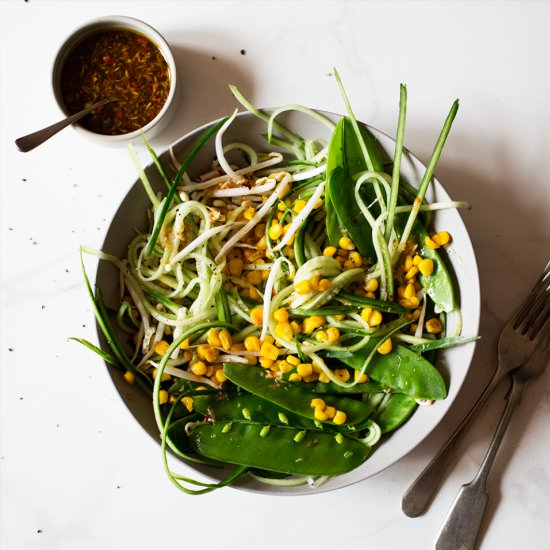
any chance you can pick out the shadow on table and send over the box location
[155,42,255,146]
[401,131,549,542]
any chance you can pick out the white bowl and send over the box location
[52,15,177,145]
[95,109,480,494]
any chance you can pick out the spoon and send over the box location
[15,98,110,152]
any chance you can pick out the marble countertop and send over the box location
[1,1,549,549]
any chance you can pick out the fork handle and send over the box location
[435,376,524,550]
[402,373,504,517]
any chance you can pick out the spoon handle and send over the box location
[15,99,109,152]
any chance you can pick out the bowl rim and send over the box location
[51,15,177,144]
[94,107,481,495]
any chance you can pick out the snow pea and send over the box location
[374,393,418,433]
[416,225,455,312]
[366,345,446,400]
[188,420,371,476]
[223,362,373,425]
[325,117,384,261]
[193,392,316,429]
[394,210,455,313]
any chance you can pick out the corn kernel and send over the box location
[153,367,171,382]
[365,278,379,292]
[317,278,332,291]
[197,345,219,363]
[268,222,284,240]
[250,306,264,326]
[354,371,368,383]
[433,231,451,246]
[219,329,233,351]
[294,280,312,295]
[286,355,300,366]
[190,361,207,376]
[323,246,337,257]
[425,317,443,334]
[278,360,293,373]
[318,371,330,383]
[256,236,267,250]
[158,390,169,405]
[368,309,383,327]
[293,199,307,213]
[308,275,320,291]
[288,373,302,382]
[405,266,419,280]
[418,258,434,276]
[303,315,326,334]
[333,410,347,425]
[181,396,194,412]
[324,405,336,419]
[333,314,346,321]
[310,398,326,409]
[326,327,341,344]
[273,308,289,323]
[179,338,190,350]
[403,254,414,272]
[246,270,263,285]
[214,369,228,383]
[314,407,329,421]
[403,283,417,300]
[260,341,280,361]
[297,363,313,377]
[338,236,355,250]
[413,254,422,266]
[335,368,351,382]
[259,357,273,369]
[228,257,244,276]
[315,330,328,342]
[303,373,318,383]
[349,251,363,267]
[243,206,256,220]
[400,296,420,309]
[123,371,135,384]
[277,201,287,212]
[243,336,261,352]
[377,337,393,355]
[154,340,170,355]
[424,235,439,250]
[263,334,275,344]
[206,328,221,347]
[275,321,294,341]
[314,198,324,209]
[290,320,302,334]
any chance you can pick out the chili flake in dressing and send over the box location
[60,29,170,135]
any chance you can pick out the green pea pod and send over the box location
[223,363,373,425]
[416,225,455,312]
[325,117,385,261]
[393,210,455,313]
[189,421,371,476]
[297,379,384,395]
[193,392,316,429]
[366,345,447,400]
[374,393,418,433]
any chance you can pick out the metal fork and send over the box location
[402,260,550,518]
[435,304,550,550]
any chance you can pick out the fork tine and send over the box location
[512,260,550,331]
[528,299,550,339]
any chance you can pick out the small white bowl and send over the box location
[52,15,177,145]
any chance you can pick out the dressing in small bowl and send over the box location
[52,16,177,145]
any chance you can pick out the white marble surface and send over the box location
[1,1,549,548]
